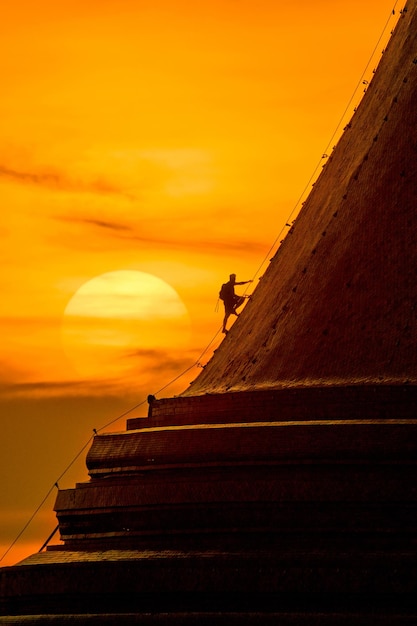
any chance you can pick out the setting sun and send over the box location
[62,270,190,378]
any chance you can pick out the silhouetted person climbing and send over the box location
[219,273,252,334]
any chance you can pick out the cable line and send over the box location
[0,434,94,564]
[247,1,400,288]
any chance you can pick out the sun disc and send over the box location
[61,270,191,379]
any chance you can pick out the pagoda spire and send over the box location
[184,0,417,396]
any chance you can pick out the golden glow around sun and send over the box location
[61,270,191,379]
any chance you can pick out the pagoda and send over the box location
[1,1,417,623]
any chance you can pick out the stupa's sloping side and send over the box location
[183,2,417,397]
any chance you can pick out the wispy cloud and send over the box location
[125,347,196,370]
[56,213,266,254]
[57,214,136,236]
[0,163,134,200]
[81,218,134,233]
[0,376,144,401]
[0,349,196,400]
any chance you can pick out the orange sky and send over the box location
[0,0,399,566]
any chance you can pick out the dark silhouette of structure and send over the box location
[1,2,417,623]
[220,273,252,333]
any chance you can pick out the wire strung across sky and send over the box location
[247,0,401,292]
[0,2,401,565]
